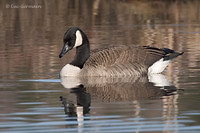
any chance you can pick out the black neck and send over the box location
[70,36,90,69]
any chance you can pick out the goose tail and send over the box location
[148,48,183,74]
[162,48,184,61]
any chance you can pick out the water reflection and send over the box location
[59,85,90,131]
[59,74,179,130]
[60,85,90,117]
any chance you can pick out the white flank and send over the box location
[148,58,171,74]
[60,64,81,77]
[74,30,83,47]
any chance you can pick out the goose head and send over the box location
[59,27,89,58]
[59,27,90,74]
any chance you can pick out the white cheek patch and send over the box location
[74,30,83,47]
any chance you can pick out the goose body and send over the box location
[59,27,183,77]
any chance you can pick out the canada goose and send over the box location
[59,27,183,77]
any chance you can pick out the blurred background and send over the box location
[0,0,200,80]
[0,0,200,132]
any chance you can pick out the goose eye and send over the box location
[68,42,73,47]
[69,37,76,46]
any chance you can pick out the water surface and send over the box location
[0,0,200,132]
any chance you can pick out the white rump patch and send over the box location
[60,64,81,77]
[148,58,171,74]
[74,30,83,47]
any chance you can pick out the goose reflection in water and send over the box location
[59,85,91,117]
[59,74,179,118]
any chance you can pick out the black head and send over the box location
[59,27,84,58]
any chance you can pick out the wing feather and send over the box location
[82,45,180,76]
